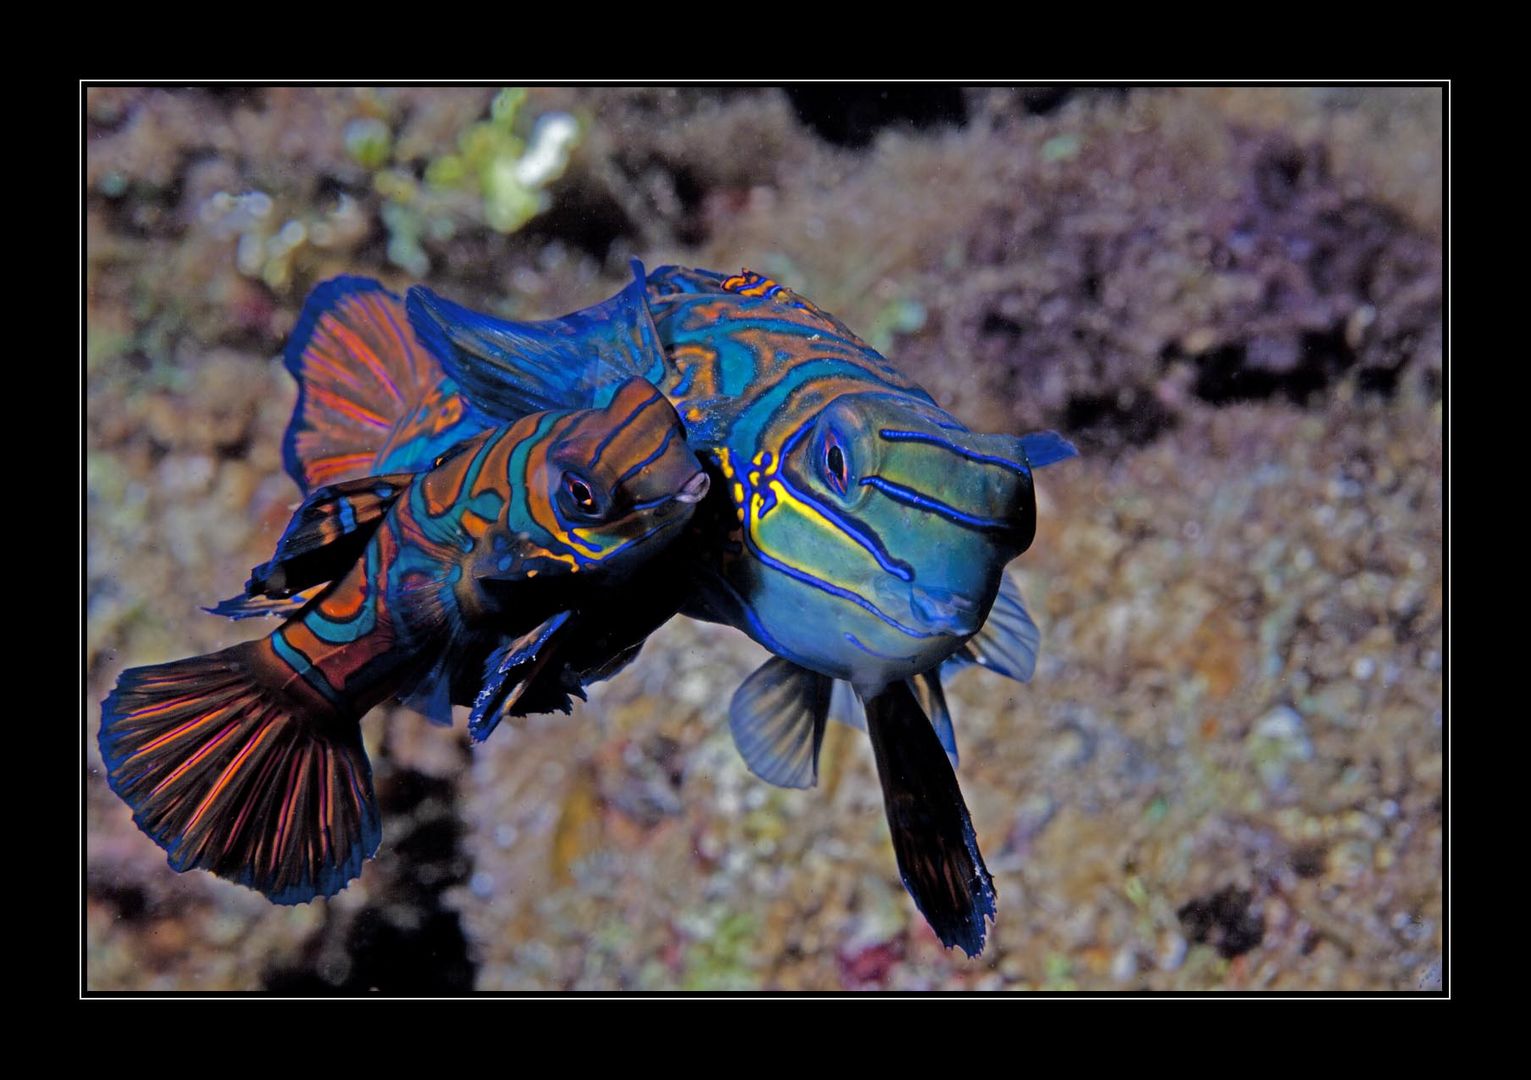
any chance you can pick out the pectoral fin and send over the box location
[829,678,865,732]
[944,573,1041,684]
[729,658,833,789]
[1020,431,1079,469]
[398,654,457,727]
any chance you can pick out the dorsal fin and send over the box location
[405,260,666,423]
[245,473,413,598]
[282,277,449,493]
[645,265,729,298]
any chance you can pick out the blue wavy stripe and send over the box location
[858,475,1014,533]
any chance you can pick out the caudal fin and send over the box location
[283,276,456,493]
[99,641,381,904]
[864,680,997,957]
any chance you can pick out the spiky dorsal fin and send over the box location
[205,585,325,622]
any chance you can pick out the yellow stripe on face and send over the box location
[568,527,608,558]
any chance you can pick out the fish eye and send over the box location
[564,473,599,514]
[823,434,848,495]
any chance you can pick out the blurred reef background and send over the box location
[85,86,1444,992]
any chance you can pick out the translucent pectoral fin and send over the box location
[829,678,866,732]
[944,573,1041,684]
[729,658,833,789]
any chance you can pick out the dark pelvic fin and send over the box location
[729,658,833,789]
[405,260,665,422]
[245,473,413,599]
[205,585,324,622]
[944,573,1041,684]
[283,276,447,493]
[98,641,381,904]
[469,611,579,743]
[864,680,997,957]
[908,670,958,767]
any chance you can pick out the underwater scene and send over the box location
[84,86,1444,992]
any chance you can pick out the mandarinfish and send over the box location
[99,368,707,904]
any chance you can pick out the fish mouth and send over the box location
[903,583,983,638]
[674,470,710,505]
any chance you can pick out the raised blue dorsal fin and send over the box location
[729,657,833,789]
[406,260,666,421]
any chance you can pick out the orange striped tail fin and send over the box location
[282,277,452,494]
[98,641,381,904]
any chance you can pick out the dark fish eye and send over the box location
[565,473,598,513]
[824,436,848,495]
